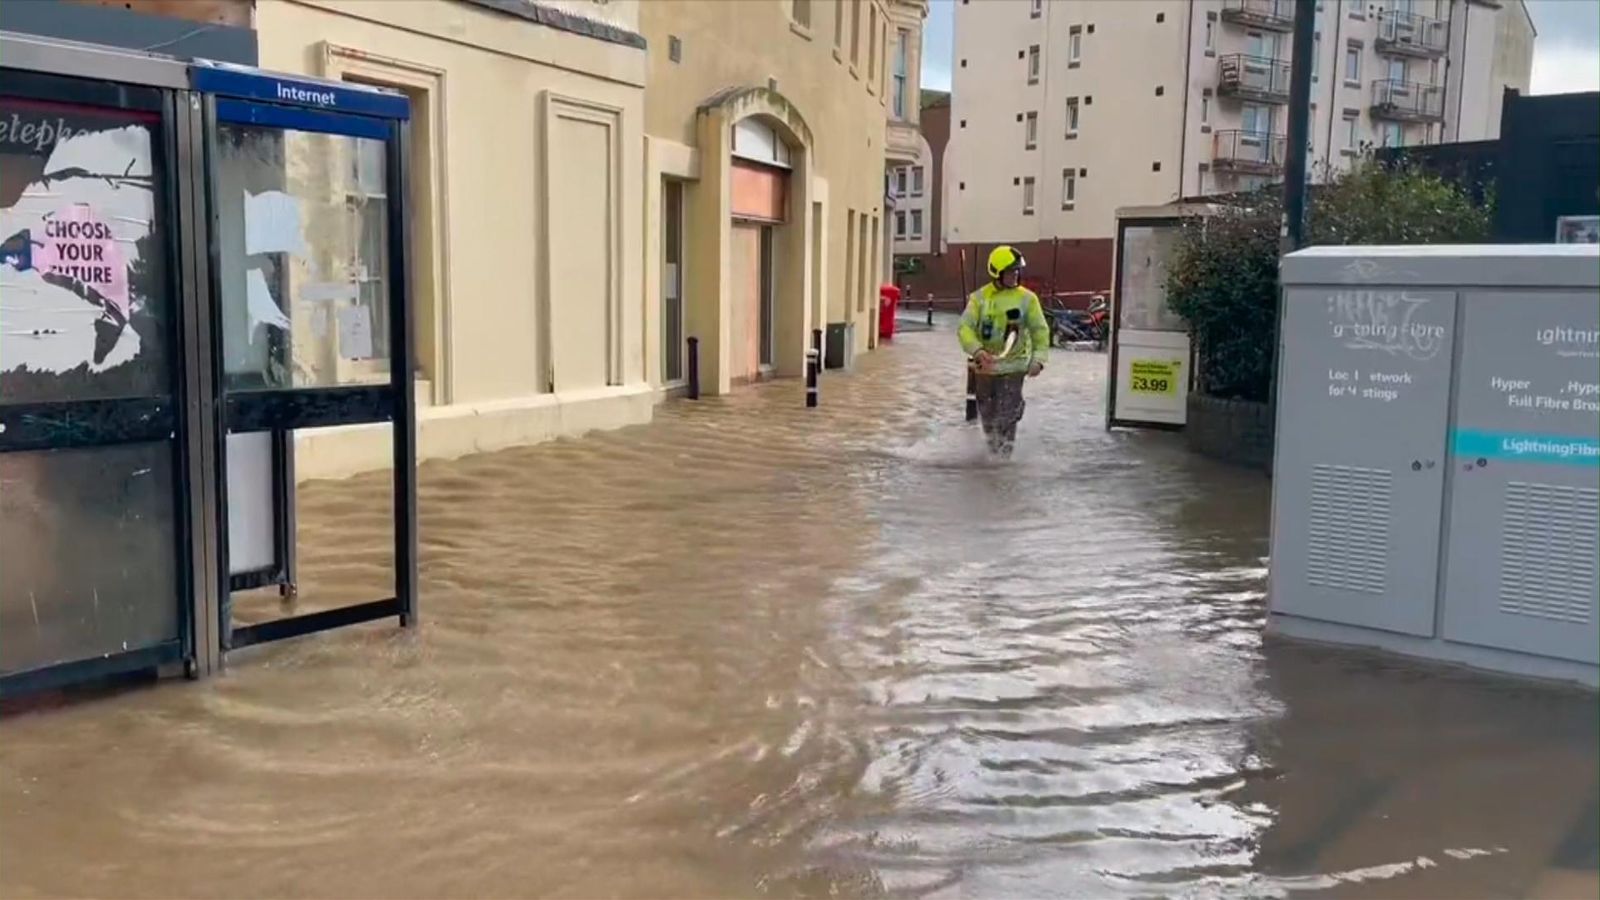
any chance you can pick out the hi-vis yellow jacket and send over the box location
[957,283,1050,375]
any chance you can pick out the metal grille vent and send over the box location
[1499,481,1600,624]
[1306,465,1392,595]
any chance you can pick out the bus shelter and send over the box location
[0,32,417,697]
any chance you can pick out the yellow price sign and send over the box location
[1129,359,1180,396]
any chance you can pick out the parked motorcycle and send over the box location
[1045,295,1109,350]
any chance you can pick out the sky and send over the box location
[921,0,1600,96]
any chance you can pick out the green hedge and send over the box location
[1165,157,1493,402]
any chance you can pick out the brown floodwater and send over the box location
[1,326,1596,899]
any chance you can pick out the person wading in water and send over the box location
[958,245,1049,457]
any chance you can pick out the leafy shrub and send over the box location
[1165,156,1493,402]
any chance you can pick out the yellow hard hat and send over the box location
[987,245,1026,281]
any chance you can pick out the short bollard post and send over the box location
[811,328,824,374]
[686,336,701,400]
[926,294,934,326]
[965,367,978,422]
[805,348,820,408]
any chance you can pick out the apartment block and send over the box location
[944,0,1534,292]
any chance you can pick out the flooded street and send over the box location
[2,327,1596,899]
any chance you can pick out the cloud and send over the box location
[1532,44,1600,94]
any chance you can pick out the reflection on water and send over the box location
[1,331,1595,899]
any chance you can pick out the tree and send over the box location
[1165,157,1493,402]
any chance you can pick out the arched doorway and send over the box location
[686,86,816,396]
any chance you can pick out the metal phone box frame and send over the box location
[0,32,417,698]
[1270,245,1600,688]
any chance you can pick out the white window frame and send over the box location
[910,165,925,197]
[1242,103,1270,139]
[1027,45,1041,84]
[791,0,812,29]
[1061,168,1076,210]
[909,209,924,239]
[1022,176,1036,215]
[1381,120,1403,147]
[1065,96,1080,137]
[1030,0,1042,18]
[1204,18,1216,54]
[895,166,908,196]
[1345,41,1362,85]
[1068,27,1082,65]
[1201,95,1210,126]
[892,28,909,118]
[895,209,907,238]
[1024,111,1038,149]
[1343,112,1360,150]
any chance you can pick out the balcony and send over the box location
[1217,54,1292,104]
[1212,129,1286,175]
[1376,10,1449,58]
[1370,79,1446,122]
[1220,0,1295,33]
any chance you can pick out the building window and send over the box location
[910,166,925,197]
[1346,0,1364,19]
[792,0,812,28]
[910,210,924,239]
[1024,111,1038,149]
[1204,13,1216,55]
[1061,168,1076,209]
[1068,26,1082,66]
[851,0,862,67]
[895,209,907,238]
[1242,102,1270,137]
[834,0,845,48]
[1022,176,1036,214]
[868,4,880,83]
[893,28,910,118]
[1030,0,1042,18]
[1201,95,1211,128]
[1065,96,1080,136]
[1343,111,1360,150]
[1380,121,1402,148]
[1344,40,1362,85]
[1027,44,1041,83]
[1387,56,1406,83]
[895,167,908,196]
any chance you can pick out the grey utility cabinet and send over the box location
[1271,245,1600,687]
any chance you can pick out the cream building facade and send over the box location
[249,0,928,476]
[253,0,651,477]
[945,0,1534,250]
[640,0,927,395]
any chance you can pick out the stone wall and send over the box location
[1186,393,1273,474]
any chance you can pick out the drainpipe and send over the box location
[1178,0,1195,199]
[1324,0,1343,171]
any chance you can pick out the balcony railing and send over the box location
[1220,0,1295,32]
[1218,54,1293,104]
[1212,129,1287,174]
[1370,79,1446,122]
[1376,10,1449,57]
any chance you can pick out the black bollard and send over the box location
[686,336,700,400]
[811,328,824,374]
[965,367,978,422]
[927,299,934,327]
[805,348,820,408]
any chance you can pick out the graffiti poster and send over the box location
[0,101,164,404]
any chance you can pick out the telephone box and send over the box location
[0,32,417,696]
